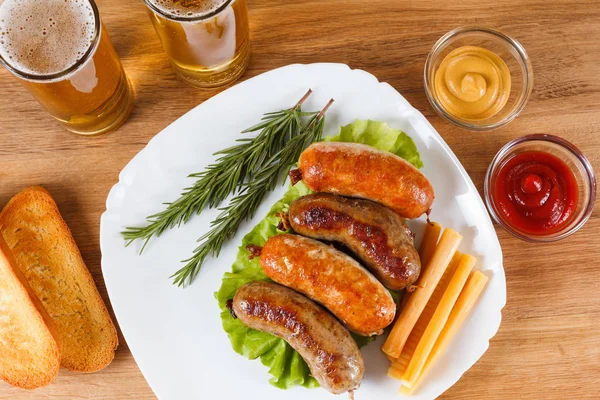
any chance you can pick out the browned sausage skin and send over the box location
[288,193,421,290]
[296,142,434,218]
[259,234,396,336]
[232,281,364,395]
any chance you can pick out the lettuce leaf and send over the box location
[327,119,423,169]
[215,119,422,390]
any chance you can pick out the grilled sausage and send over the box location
[295,142,434,218]
[259,234,396,336]
[232,281,364,395]
[288,193,421,290]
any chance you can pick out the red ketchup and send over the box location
[493,151,578,234]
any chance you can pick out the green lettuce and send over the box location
[215,119,423,389]
[327,119,424,169]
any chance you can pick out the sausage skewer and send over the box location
[232,281,365,395]
[250,234,396,336]
[291,142,434,219]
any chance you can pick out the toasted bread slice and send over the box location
[0,234,60,389]
[0,186,118,373]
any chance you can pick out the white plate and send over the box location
[100,63,506,400]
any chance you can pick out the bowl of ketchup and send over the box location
[485,134,596,241]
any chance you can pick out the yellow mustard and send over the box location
[434,46,511,121]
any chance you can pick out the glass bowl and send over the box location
[485,134,596,242]
[424,26,533,131]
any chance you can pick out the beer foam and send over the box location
[0,0,96,76]
[147,0,228,19]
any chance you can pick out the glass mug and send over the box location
[143,0,250,88]
[0,0,132,136]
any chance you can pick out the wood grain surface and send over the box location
[1,0,599,398]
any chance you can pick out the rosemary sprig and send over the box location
[172,99,334,286]
[121,89,314,253]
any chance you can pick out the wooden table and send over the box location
[1,0,599,398]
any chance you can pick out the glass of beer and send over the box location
[0,0,133,136]
[143,0,250,88]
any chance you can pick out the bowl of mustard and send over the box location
[425,27,533,131]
